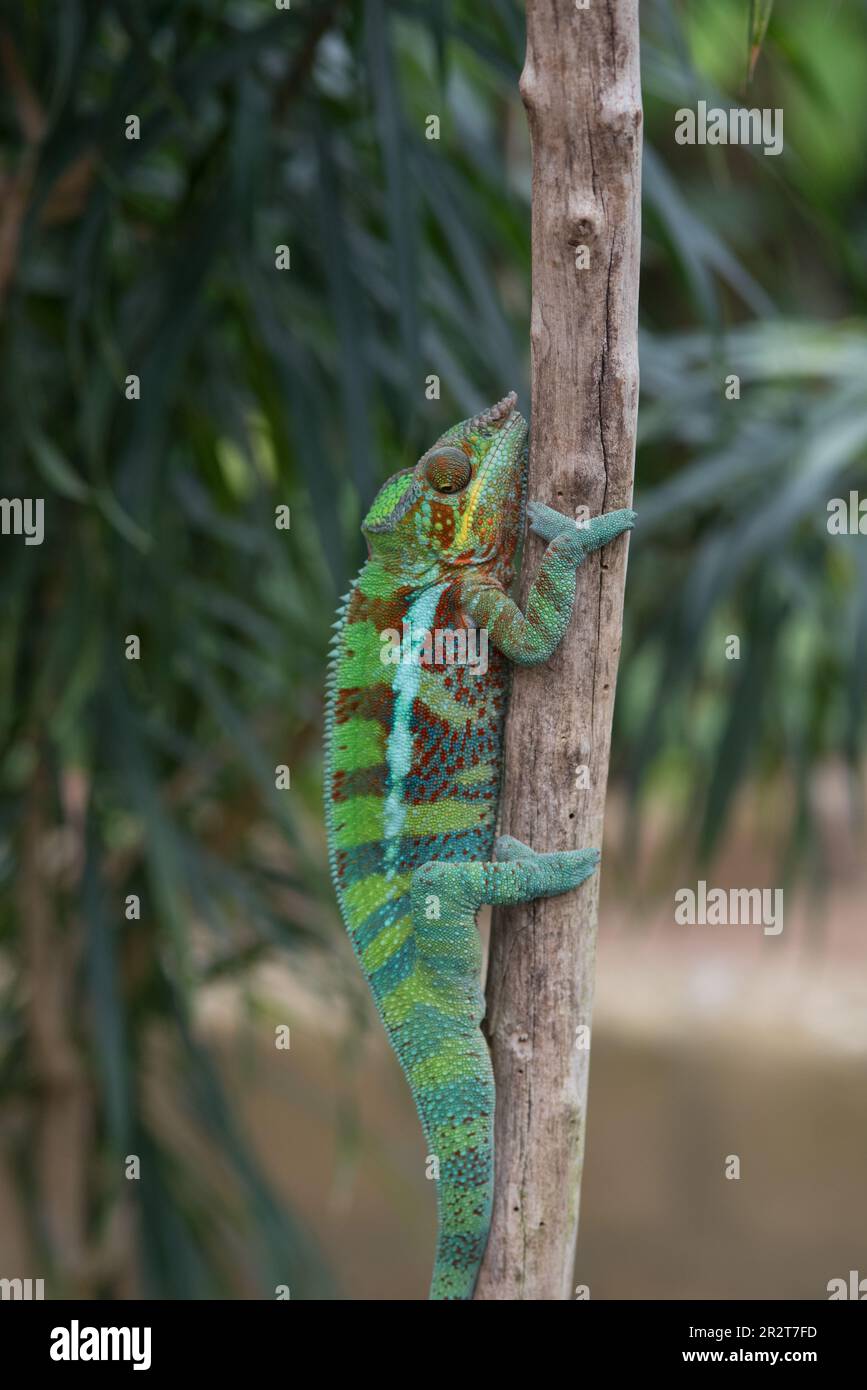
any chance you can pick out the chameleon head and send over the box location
[362,392,528,579]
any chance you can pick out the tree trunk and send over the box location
[475,0,642,1301]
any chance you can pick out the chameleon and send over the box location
[324,392,635,1300]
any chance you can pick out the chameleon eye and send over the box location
[423,448,472,495]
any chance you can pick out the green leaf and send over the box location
[364,0,421,383]
[26,430,90,501]
[83,816,132,1151]
[747,1,775,84]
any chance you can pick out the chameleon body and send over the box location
[324,393,634,1300]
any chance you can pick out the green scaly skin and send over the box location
[324,392,634,1300]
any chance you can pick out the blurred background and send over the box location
[1,0,865,1299]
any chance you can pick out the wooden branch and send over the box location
[19,759,92,1292]
[475,0,641,1301]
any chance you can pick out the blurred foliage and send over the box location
[747,1,775,84]
[0,0,864,1297]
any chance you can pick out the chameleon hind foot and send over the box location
[489,843,600,896]
[413,846,599,925]
[494,834,600,887]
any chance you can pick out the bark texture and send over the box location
[475,0,642,1301]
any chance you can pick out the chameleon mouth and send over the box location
[363,474,422,534]
[450,401,527,556]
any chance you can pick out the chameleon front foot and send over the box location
[527,499,636,550]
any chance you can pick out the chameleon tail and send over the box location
[416,1020,495,1301]
[369,849,600,1300]
[376,959,494,1301]
[408,846,600,1299]
[374,887,495,1300]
